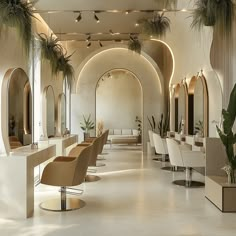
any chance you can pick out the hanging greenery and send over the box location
[138,12,171,38]
[38,33,74,87]
[128,35,142,54]
[191,0,234,35]
[0,0,37,55]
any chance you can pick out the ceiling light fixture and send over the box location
[75,11,82,22]
[87,42,91,48]
[94,12,100,23]
[86,34,91,42]
[109,29,114,35]
[99,40,103,47]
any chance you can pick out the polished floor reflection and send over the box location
[1,145,236,236]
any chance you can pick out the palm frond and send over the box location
[38,33,75,87]
[0,0,38,55]
[128,36,142,54]
[139,12,171,38]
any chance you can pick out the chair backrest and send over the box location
[166,138,184,167]
[148,130,155,147]
[89,136,102,166]
[98,131,107,154]
[103,129,109,145]
[153,133,168,155]
[72,144,93,186]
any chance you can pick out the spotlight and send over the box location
[99,40,103,47]
[86,34,91,42]
[135,23,139,27]
[75,12,82,22]
[87,42,91,48]
[109,29,114,35]
[94,12,100,23]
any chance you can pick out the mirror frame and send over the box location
[42,85,56,139]
[189,73,209,137]
[57,93,66,136]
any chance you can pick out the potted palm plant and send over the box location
[216,83,236,183]
[138,12,171,38]
[80,114,95,140]
[191,0,234,35]
[128,35,142,54]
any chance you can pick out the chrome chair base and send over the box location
[161,166,184,172]
[96,162,106,167]
[85,174,101,182]
[172,180,205,187]
[39,198,86,212]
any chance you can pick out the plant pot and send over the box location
[84,132,90,141]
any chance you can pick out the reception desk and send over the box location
[0,144,56,219]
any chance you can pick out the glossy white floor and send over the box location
[1,145,236,236]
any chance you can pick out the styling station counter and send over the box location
[48,134,78,156]
[0,144,56,219]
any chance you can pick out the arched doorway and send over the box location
[96,69,143,146]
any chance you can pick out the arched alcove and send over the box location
[96,69,143,144]
[72,46,164,152]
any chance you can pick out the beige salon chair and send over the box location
[149,130,161,161]
[153,133,168,162]
[77,136,102,182]
[166,138,205,187]
[39,144,93,211]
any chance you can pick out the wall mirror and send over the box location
[7,68,32,148]
[43,85,55,138]
[189,74,208,137]
[178,81,188,134]
[57,93,66,136]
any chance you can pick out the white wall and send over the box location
[72,46,164,151]
[96,70,142,130]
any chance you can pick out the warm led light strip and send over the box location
[33,9,194,14]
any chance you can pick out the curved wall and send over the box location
[72,46,164,151]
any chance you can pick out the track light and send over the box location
[75,12,82,22]
[94,12,100,23]
[109,29,114,35]
[99,40,103,47]
[86,34,91,42]
[87,42,91,48]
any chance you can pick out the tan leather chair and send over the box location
[39,144,93,211]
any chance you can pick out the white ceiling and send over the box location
[34,0,193,41]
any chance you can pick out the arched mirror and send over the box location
[3,68,33,150]
[178,81,188,134]
[173,84,180,132]
[189,73,208,137]
[42,85,55,138]
[57,93,66,136]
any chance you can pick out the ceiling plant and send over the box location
[0,0,37,55]
[216,83,236,184]
[191,0,234,35]
[138,12,171,38]
[128,35,142,54]
[38,33,74,87]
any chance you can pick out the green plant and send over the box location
[158,113,169,138]
[38,33,74,87]
[191,0,234,35]
[128,35,142,54]
[194,120,204,136]
[147,115,156,131]
[80,114,95,133]
[135,116,142,135]
[0,0,37,55]
[216,83,236,183]
[138,12,171,38]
